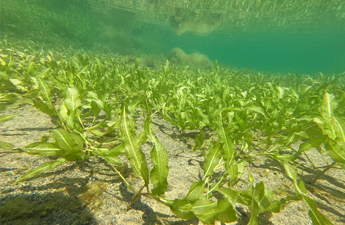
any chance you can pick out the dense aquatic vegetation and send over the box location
[1,41,345,225]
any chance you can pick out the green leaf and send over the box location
[9,78,27,92]
[214,199,237,223]
[321,92,334,120]
[191,199,217,224]
[246,104,267,118]
[0,141,14,150]
[20,142,62,156]
[217,188,248,205]
[90,100,102,122]
[303,196,333,225]
[248,198,260,225]
[64,87,81,112]
[95,146,124,166]
[59,102,68,122]
[185,181,205,202]
[299,135,327,152]
[51,129,84,161]
[282,162,298,180]
[226,160,244,184]
[325,140,345,164]
[217,125,236,163]
[120,107,149,185]
[254,182,271,211]
[150,130,169,196]
[33,100,56,116]
[0,114,20,124]
[37,78,54,109]
[193,130,205,151]
[18,158,66,181]
[170,199,195,219]
[203,143,222,180]
[90,129,106,138]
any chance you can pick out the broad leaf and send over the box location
[185,181,205,202]
[51,129,84,161]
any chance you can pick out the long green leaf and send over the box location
[0,141,14,150]
[303,195,333,225]
[150,131,169,196]
[37,78,54,109]
[120,107,149,185]
[326,140,345,164]
[217,125,236,163]
[0,114,20,124]
[203,143,222,180]
[193,129,205,151]
[18,158,66,181]
[20,142,62,156]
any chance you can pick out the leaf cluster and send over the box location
[1,45,344,224]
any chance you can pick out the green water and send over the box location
[1,0,345,74]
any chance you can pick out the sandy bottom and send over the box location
[1,105,345,225]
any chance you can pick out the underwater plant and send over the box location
[1,44,344,225]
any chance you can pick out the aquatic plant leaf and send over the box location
[321,92,334,120]
[9,78,27,92]
[185,181,205,202]
[170,199,195,219]
[217,188,248,205]
[203,143,222,180]
[299,135,327,152]
[217,125,236,163]
[191,199,217,224]
[246,104,267,118]
[90,100,102,122]
[150,139,169,196]
[215,199,237,223]
[226,160,244,184]
[59,102,68,122]
[95,146,123,166]
[0,114,19,124]
[51,129,84,161]
[193,129,205,151]
[18,158,66,181]
[302,195,333,225]
[33,100,56,116]
[0,141,14,150]
[254,182,271,211]
[248,198,260,225]
[282,162,298,180]
[332,117,345,142]
[120,107,149,185]
[37,78,54,109]
[325,140,345,164]
[20,142,62,156]
[64,87,82,112]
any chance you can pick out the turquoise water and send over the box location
[2,0,345,74]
